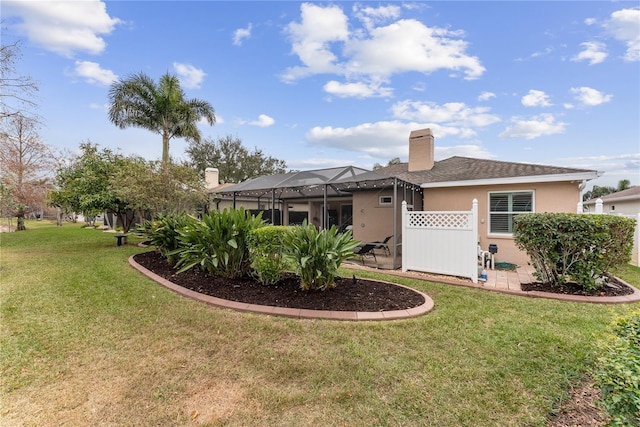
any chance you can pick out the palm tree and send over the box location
[108,72,215,164]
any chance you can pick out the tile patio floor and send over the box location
[348,251,538,292]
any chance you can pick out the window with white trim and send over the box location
[489,191,533,234]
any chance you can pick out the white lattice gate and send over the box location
[401,200,478,283]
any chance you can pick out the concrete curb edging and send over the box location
[343,264,640,305]
[128,256,435,321]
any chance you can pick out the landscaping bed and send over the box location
[521,278,634,297]
[133,251,425,311]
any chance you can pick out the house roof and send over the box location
[583,186,640,205]
[214,165,404,199]
[377,156,600,188]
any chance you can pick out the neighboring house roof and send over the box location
[583,186,640,205]
[378,156,600,188]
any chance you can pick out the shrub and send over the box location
[513,213,636,291]
[593,310,640,426]
[172,208,265,279]
[247,225,289,286]
[137,212,196,265]
[283,221,360,291]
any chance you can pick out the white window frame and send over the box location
[379,195,392,206]
[487,190,534,236]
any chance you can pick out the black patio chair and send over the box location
[353,243,377,265]
[371,235,392,256]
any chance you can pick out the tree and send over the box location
[0,114,54,230]
[373,157,402,170]
[111,157,206,217]
[186,135,287,183]
[108,72,215,165]
[49,143,137,232]
[0,40,39,120]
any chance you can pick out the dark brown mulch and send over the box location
[133,251,425,312]
[521,277,634,297]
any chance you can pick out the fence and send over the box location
[578,199,639,267]
[401,200,478,283]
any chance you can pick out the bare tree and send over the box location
[0,114,54,229]
[0,40,38,120]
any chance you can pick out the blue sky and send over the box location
[3,1,639,190]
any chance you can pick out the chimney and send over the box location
[205,168,219,191]
[408,128,434,172]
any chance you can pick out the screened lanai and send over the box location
[214,166,422,269]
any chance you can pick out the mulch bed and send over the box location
[133,251,425,312]
[521,277,634,297]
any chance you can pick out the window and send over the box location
[489,191,533,234]
[379,196,392,205]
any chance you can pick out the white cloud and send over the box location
[521,90,552,107]
[173,63,206,89]
[73,60,117,85]
[4,0,121,57]
[353,4,401,31]
[556,152,640,188]
[282,3,485,91]
[584,18,597,26]
[571,41,608,65]
[89,102,108,110]
[305,120,494,163]
[392,100,501,128]
[248,114,275,127]
[570,86,613,106]
[288,157,356,170]
[478,91,496,102]
[604,8,640,62]
[233,23,252,46]
[499,114,566,139]
[323,80,393,98]
[282,3,349,81]
[343,19,485,80]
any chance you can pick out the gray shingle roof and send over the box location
[377,156,597,185]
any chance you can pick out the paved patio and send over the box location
[345,250,533,291]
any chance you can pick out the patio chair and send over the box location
[371,235,392,256]
[353,243,377,265]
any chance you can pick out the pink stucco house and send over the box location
[212,128,600,267]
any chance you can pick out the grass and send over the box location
[1,221,638,426]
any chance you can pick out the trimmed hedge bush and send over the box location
[593,310,640,426]
[248,225,288,286]
[513,213,636,291]
[283,221,360,291]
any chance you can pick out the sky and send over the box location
[2,1,639,190]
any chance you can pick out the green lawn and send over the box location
[1,221,638,426]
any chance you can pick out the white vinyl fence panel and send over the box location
[402,200,478,283]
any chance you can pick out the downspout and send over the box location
[232,192,237,209]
